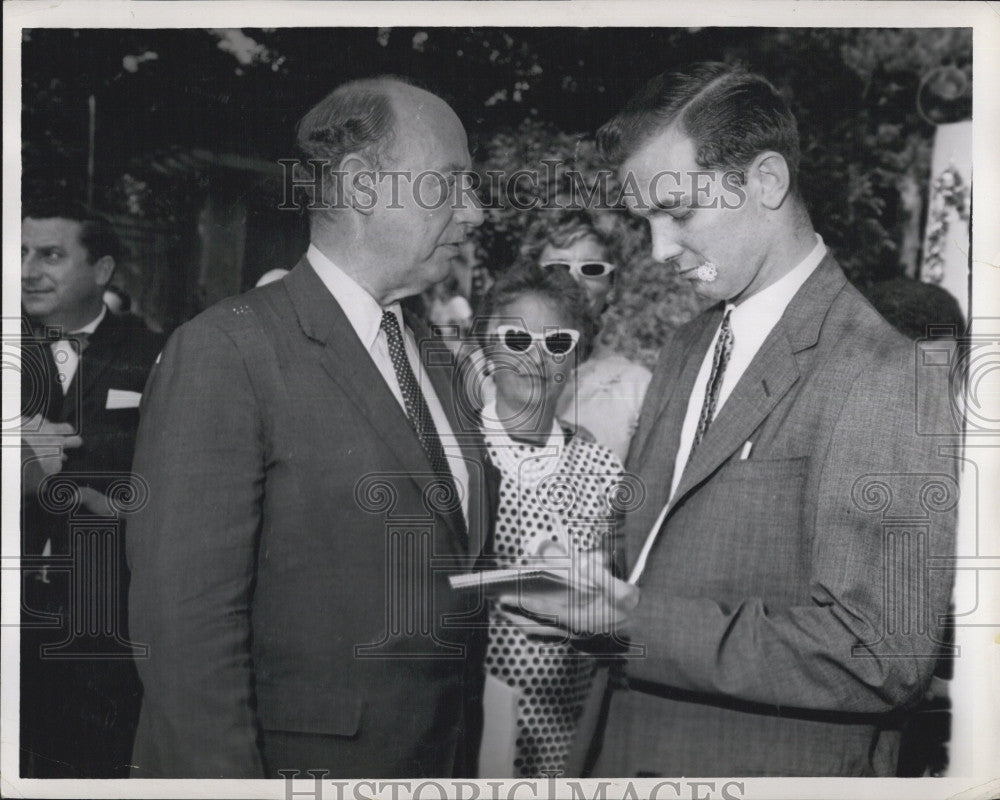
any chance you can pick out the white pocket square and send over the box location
[106,388,142,409]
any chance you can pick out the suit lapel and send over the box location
[406,311,465,454]
[625,309,721,561]
[633,308,722,478]
[22,321,63,421]
[284,259,472,554]
[617,312,718,568]
[407,313,489,557]
[670,331,799,503]
[667,253,848,512]
[63,312,119,422]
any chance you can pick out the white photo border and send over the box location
[3,2,999,798]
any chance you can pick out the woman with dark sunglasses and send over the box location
[525,212,652,462]
[473,264,625,778]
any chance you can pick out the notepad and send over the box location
[449,567,597,596]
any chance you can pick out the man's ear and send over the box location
[749,151,792,210]
[93,255,115,288]
[339,153,379,216]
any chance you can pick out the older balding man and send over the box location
[127,77,496,778]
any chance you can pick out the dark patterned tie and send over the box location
[381,310,467,540]
[690,309,734,459]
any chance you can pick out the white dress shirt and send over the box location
[38,304,109,572]
[307,244,469,522]
[629,235,827,583]
[51,304,107,394]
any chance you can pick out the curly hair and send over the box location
[518,210,614,267]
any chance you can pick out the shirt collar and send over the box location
[727,234,826,324]
[306,243,402,351]
[71,303,107,336]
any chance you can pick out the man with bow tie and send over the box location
[20,200,165,777]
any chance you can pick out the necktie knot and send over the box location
[67,330,91,349]
[380,309,403,342]
[48,332,91,399]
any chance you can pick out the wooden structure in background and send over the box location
[108,148,308,333]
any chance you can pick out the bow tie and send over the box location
[66,330,91,349]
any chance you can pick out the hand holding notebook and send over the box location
[452,541,638,638]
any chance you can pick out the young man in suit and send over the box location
[125,77,496,778]
[517,63,958,776]
[20,201,166,777]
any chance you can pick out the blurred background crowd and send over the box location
[23,27,971,356]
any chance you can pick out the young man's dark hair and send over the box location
[597,61,801,190]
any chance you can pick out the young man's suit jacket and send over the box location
[127,259,499,778]
[595,254,958,777]
[20,310,165,778]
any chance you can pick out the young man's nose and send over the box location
[650,229,685,264]
[648,216,688,262]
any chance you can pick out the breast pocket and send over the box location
[716,454,808,484]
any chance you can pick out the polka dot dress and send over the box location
[483,422,624,778]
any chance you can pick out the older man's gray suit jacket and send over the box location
[127,259,498,778]
[595,254,958,777]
